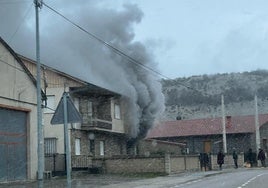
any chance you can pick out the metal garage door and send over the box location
[0,108,27,181]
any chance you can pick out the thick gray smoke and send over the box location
[0,0,165,139]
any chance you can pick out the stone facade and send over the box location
[157,133,254,155]
[137,139,183,156]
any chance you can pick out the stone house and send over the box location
[0,36,185,178]
[136,139,184,156]
[0,37,39,181]
[147,114,268,155]
[20,55,131,172]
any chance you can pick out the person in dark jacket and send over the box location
[247,148,254,167]
[232,149,238,169]
[217,150,225,170]
[257,148,266,167]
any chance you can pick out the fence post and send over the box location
[165,154,171,174]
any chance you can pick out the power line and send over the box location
[0,0,31,4]
[0,59,25,72]
[0,95,37,106]
[0,58,61,87]
[42,2,210,96]
[8,2,34,43]
[42,3,161,76]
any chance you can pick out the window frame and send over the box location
[114,104,121,119]
[44,95,55,114]
[99,140,105,156]
[44,137,57,156]
[75,138,81,155]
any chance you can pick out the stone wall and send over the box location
[100,154,200,174]
[170,155,200,173]
[101,154,245,174]
[103,156,167,174]
[210,154,244,169]
[138,139,183,156]
[45,153,246,175]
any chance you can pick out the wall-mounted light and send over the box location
[88,133,95,140]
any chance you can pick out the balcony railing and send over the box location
[72,155,92,168]
[81,118,112,130]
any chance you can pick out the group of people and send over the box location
[216,148,266,170]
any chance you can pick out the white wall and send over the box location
[43,87,66,154]
[0,43,38,180]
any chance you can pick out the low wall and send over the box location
[170,155,200,173]
[101,154,244,174]
[100,154,200,174]
[103,155,166,174]
[45,153,245,175]
[211,154,244,169]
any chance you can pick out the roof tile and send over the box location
[147,114,268,138]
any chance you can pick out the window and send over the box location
[114,104,121,119]
[89,140,95,154]
[44,95,55,113]
[72,98,81,129]
[75,138,81,155]
[44,138,57,156]
[88,101,92,117]
[100,141,104,156]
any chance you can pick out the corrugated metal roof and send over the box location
[147,114,268,138]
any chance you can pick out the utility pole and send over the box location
[34,0,44,187]
[63,92,72,188]
[221,95,227,153]
[255,95,260,153]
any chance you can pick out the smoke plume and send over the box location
[0,0,165,139]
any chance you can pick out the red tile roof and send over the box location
[147,114,268,138]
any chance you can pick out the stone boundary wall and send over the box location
[170,155,200,173]
[103,156,166,174]
[98,154,200,174]
[44,153,245,175]
[101,154,244,174]
[210,154,244,169]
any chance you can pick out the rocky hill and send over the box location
[161,70,268,120]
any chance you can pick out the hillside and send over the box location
[161,70,268,120]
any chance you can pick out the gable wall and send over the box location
[0,43,38,180]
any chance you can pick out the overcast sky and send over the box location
[133,0,268,78]
[1,0,268,79]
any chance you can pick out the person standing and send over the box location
[217,150,225,170]
[232,149,238,169]
[257,148,266,167]
[247,148,254,167]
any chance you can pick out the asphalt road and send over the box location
[169,169,268,188]
[1,168,268,188]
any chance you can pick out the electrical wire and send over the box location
[0,58,61,87]
[8,2,34,43]
[42,3,160,75]
[0,1,209,97]
[0,0,31,4]
[0,59,25,72]
[0,95,37,106]
[42,2,210,97]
